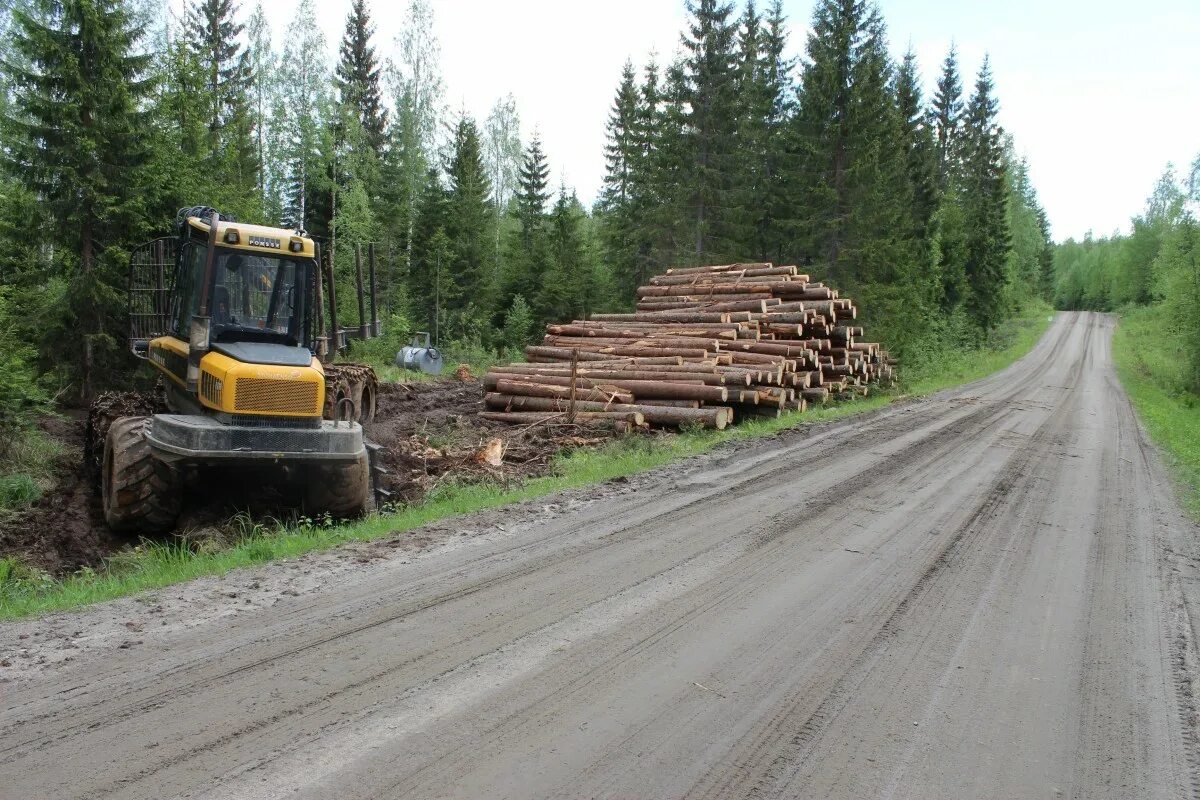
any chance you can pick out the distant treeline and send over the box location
[0,0,1050,419]
[1054,159,1200,391]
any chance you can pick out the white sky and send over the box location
[240,0,1199,243]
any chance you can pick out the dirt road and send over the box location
[2,311,1198,799]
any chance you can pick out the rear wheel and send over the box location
[305,452,372,519]
[102,416,181,533]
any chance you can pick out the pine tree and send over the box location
[961,56,1010,332]
[335,0,387,154]
[4,0,153,397]
[444,115,495,331]
[930,44,963,193]
[679,0,740,260]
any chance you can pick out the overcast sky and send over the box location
[243,0,1200,243]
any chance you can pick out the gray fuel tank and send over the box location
[396,331,444,375]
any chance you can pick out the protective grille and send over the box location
[233,378,319,415]
[200,371,223,406]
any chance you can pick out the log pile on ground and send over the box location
[483,263,895,429]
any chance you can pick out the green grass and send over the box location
[0,425,67,512]
[1111,303,1200,517]
[0,309,1054,620]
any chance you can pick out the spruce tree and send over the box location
[408,168,450,334]
[930,44,963,193]
[747,0,793,262]
[4,0,153,397]
[183,0,256,194]
[334,0,387,154]
[537,188,591,323]
[896,48,938,250]
[599,61,640,297]
[444,115,495,331]
[679,0,740,260]
[790,0,861,277]
[503,134,550,310]
[649,58,691,271]
[961,57,1010,332]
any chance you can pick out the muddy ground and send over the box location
[0,375,621,576]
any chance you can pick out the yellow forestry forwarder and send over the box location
[100,206,381,533]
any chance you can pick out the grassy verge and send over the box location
[1111,303,1200,517]
[0,307,1055,620]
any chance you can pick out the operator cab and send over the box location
[173,217,316,355]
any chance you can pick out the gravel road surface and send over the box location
[2,311,1198,799]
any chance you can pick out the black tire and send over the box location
[102,416,182,533]
[305,452,373,519]
[352,377,376,424]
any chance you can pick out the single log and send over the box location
[662,262,773,276]
[488,373,729,402]
[546,324,739,340]
[489,366,747,386]
[494,379,634,405]
[484,393,731,429]
[480,411,647,426]
[532,342,712,360]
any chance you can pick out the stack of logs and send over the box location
[481,263,894,430]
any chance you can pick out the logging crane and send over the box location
[94,207,383,533]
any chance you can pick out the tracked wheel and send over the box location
[305,452,373,519]
[102,416,182,533]
[323,363,378,424]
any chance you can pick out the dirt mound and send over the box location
[0,378,627,576]
[364,379,613,505]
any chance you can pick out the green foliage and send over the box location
[0,289,49,433]
[1156,215,1200,391]
[960,57,1010,333]
[347,311,413,367]
[500,294,534,354]
[335,0,388,154]
[4,0,155,398]
[1113,303,1200,517]
[442,115,496,332]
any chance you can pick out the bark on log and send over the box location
[484,393,731,429]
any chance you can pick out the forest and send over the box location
[1054,160,1200,392]
[0,0,1053,434]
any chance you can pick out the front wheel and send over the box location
[102,416,182,533]
[305,453,373,519]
